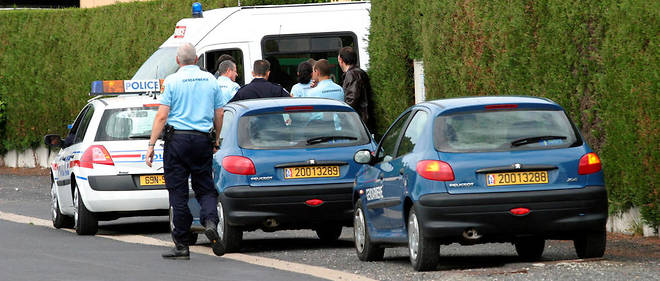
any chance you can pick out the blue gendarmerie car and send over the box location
[183,98,376,252]
[351,96,607,271]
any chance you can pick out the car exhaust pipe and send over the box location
[264,218,279,228]
[462,228,482,240]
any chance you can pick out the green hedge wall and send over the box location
[369,0,658,227]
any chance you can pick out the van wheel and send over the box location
[168,207,198,245]
[218,200,242,252]
[574,230,606,259]
[514,237,545,261]
[354,200,384,261]
[408,207,439,271]
[73,184,98,235]
[51,182,73,229]
[316,224,342,241]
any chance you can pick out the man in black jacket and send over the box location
[338,46,375,133]
[229,60,290,102]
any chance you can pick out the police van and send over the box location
[132,1,371,90]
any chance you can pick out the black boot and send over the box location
[162,244,190,260]
[205,220,225,256]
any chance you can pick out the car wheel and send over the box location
[73,184,98,235]
[354,200,384,261]
[316,224,343,242]
[217,200,242,252]
[51,182,73,229]
[574,230,606,259]
[168,207,198,245]
[514,237,545,261]
[408,207,439,271]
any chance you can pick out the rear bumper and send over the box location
[416,185,608,242]
[222,182,354,230]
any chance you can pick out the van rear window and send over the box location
[238,111,369,149]
[434,110,582,152]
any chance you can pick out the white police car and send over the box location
[45,80,168,235]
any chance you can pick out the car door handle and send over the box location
[399,168,405,175]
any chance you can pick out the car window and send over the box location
[205,49,245,86]
[238,111,369,149]
[377,111,411,162]
[74,105,95,144]
[434,109,581,152]
[397,111,428,156]
[219,110,234,145]
[95,107,159,141]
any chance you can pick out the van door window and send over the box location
[205,49,245,86]
[262,33,357,91]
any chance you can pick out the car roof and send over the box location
[417,96,562,114]
[90,94,161,109]
[226,97,354,115]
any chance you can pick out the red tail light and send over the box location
[578,152,602,175]
[79,145,114,168]
[485,104,518,110]
[416,160,455,181]
[305,199,324,207]
[510,208,530,216]
[222,156,256,175]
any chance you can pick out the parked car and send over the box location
[45,88,169,235]
[185,97,376,252]
[351,96,608,271]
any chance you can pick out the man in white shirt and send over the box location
[216,60,240,105]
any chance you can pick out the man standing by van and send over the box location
[338,46,375,132]
[306,59,344,101]
[217,60,240,104]
[229,60,290,102]
[146,43,225,260]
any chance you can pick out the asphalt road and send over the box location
[1,171,658,281]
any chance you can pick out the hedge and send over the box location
[368,0,658,227]
[0,0,657,227]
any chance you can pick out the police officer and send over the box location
[217,60,240,104]
[306,59,344,101]
[146,43,224,260]
[228,59,291,102]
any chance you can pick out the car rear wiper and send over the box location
[511,135,567,147]
[128,135,151,139]
[306,136,357,145]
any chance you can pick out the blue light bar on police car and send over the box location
[90,79,164,96]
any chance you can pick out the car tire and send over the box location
[217,200,242,253]
[316,224,343,242]
[73,184,98,235]
[51,182,73,229]
[168,207,199,245]
[354,200,384,261]
[408,207,439,271]
[574,230,606,259]
[514,237,545,261]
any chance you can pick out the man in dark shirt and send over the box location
[338,46,375,133]
[229,60,291,102]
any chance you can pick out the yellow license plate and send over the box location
[486,171,548,186]
[285,166,340,179]
[140,175,166,186]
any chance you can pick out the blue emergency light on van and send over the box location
[90,79,164,95]
[192,2,203,18]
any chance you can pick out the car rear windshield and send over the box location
[434,109,582,152]
[95,107,159,141]
[238,111,370,149]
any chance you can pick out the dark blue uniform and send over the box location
[228,78,290,102]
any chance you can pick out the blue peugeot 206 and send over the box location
[181,97,376,252]
[351,96,607,271]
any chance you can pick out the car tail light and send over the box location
[79,145,114,168]
[284,106,314,112]
[510,208,530,216]
[578,152,602,175]
[416,160,455,181]
[305,199,324,207]
[222,156,256,175]
[485,104,518,110]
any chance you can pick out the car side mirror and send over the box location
[354,149,373,164]
[44,134,62,147]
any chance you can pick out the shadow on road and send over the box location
[240,237,354,253]
[98,219,170,235]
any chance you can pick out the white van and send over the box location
[132,1,371,90]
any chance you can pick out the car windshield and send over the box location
[132,47,179,80]
[95,107,159,141]
[238,111,370,149]
[434,109,581,152]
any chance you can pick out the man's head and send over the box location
[215,54,236,73]
[313,59,331,81]
[338,46,357,72]
[176,43,198,66]
[252,59,271,79]
[218,60,238,81]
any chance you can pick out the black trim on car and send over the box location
[88,175,166,191]
[366,198,401,209]
[224,182,352,198]
[56,179,71,186]
[274,160,348,168]
[475,164,558,173]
